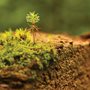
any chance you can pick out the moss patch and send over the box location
[0,29,90,90]
[0,28,59,82]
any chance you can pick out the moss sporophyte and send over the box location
[26,11,40,44]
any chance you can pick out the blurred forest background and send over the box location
[0,0,90,35]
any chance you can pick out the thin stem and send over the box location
[33,31,35,44]
[29,24,39,44]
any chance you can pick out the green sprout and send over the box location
[26,11,40,44]
[26,11,40,24]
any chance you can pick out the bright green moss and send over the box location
[0,29,58,80]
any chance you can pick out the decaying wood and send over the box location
[0,33,90,90]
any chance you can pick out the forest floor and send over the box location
[0,31,90,90]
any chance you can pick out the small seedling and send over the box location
[26,11,40,44]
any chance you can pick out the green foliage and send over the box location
[0,29,58,79]
[26,11,40,24]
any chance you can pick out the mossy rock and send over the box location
[0,29,90,90]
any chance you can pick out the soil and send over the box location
[0,32,90,90]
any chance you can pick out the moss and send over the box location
[0,29,90,89]
[0,28,58,81]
